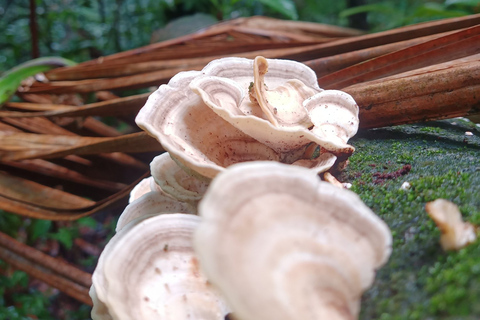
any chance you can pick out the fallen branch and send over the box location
[0,231,92,305]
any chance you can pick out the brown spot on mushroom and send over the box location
[191,256,201,277]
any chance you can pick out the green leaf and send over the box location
[0,210,23,237]
[48,228,73,249]
[445,0,480,7]
[27,219,52,242]
[258,0,299,20]
[77,216,99,229]
[10,270,28,287]
[0,57,76,106]
[339,3,397,18]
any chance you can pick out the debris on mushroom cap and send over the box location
[251,56,317,127]
[322,171,345,188]
[426,199,477,251]
[194,161,392,320]
[150,152,209,203]
[92,214,229,320]
[116,188,196,232]
[136,70,280,179]
[190,56,358,156]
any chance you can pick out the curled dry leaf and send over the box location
[194,161,392,320]
[92,214,229,320]
[426,199,477,251]
[136,56,359,179]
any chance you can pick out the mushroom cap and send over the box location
[136,56,358,179]
[194,161,392,320]
[136,70,280,179]
[150,152,210,203]
[93,214,229,320]
[90,285,113,320]
[116,188,196,232]
[129,176,169,204]
[425,198,477,251]
[190,56,358,155]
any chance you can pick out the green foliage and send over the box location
[0,261,52,320]
[2,0,477,71]
[0,56,76,105]
[339,0,477,31]
[0,210,107,318]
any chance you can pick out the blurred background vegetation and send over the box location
[1,0,479,72]
[0,0,479,319]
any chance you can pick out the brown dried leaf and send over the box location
[0,132,163,161]
[346,55,480,128]
[2,93,149,118]
[0,171,95,210]
[318,25,480,89]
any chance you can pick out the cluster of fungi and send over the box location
[90,56,393,320]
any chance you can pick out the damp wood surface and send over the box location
[339,118,480,319]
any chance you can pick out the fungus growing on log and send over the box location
[150,152,210,204]
[91,214,229,320]
[194,161,392,320]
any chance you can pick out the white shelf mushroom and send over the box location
[194,161,392,320]
[116,188,196,232]
[150,152,210,204]
[190,56,358,155]
[128,176,168,204]
[91,214,229,320]
[136,56,359,179]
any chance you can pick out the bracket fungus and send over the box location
[136,56,359,179]
[150,152,210,204]
[194,161,392,320]
[426,198,477,251]
[128,176,166,204]
[116,187,196,232]
[91,214,229,320]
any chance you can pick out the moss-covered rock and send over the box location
[340,119,480,319]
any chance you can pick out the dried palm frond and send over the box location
[1,15,479,305]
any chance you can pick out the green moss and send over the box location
[340,120,480,319]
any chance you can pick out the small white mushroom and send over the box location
[194,161,392,320]
[150,152,210,204]
[128,176,166,204]
[92,214,229,320]
[117,188,196,232]
[90,285,113,320]
[426,199,477,251]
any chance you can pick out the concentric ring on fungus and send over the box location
[194,161,392,320]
